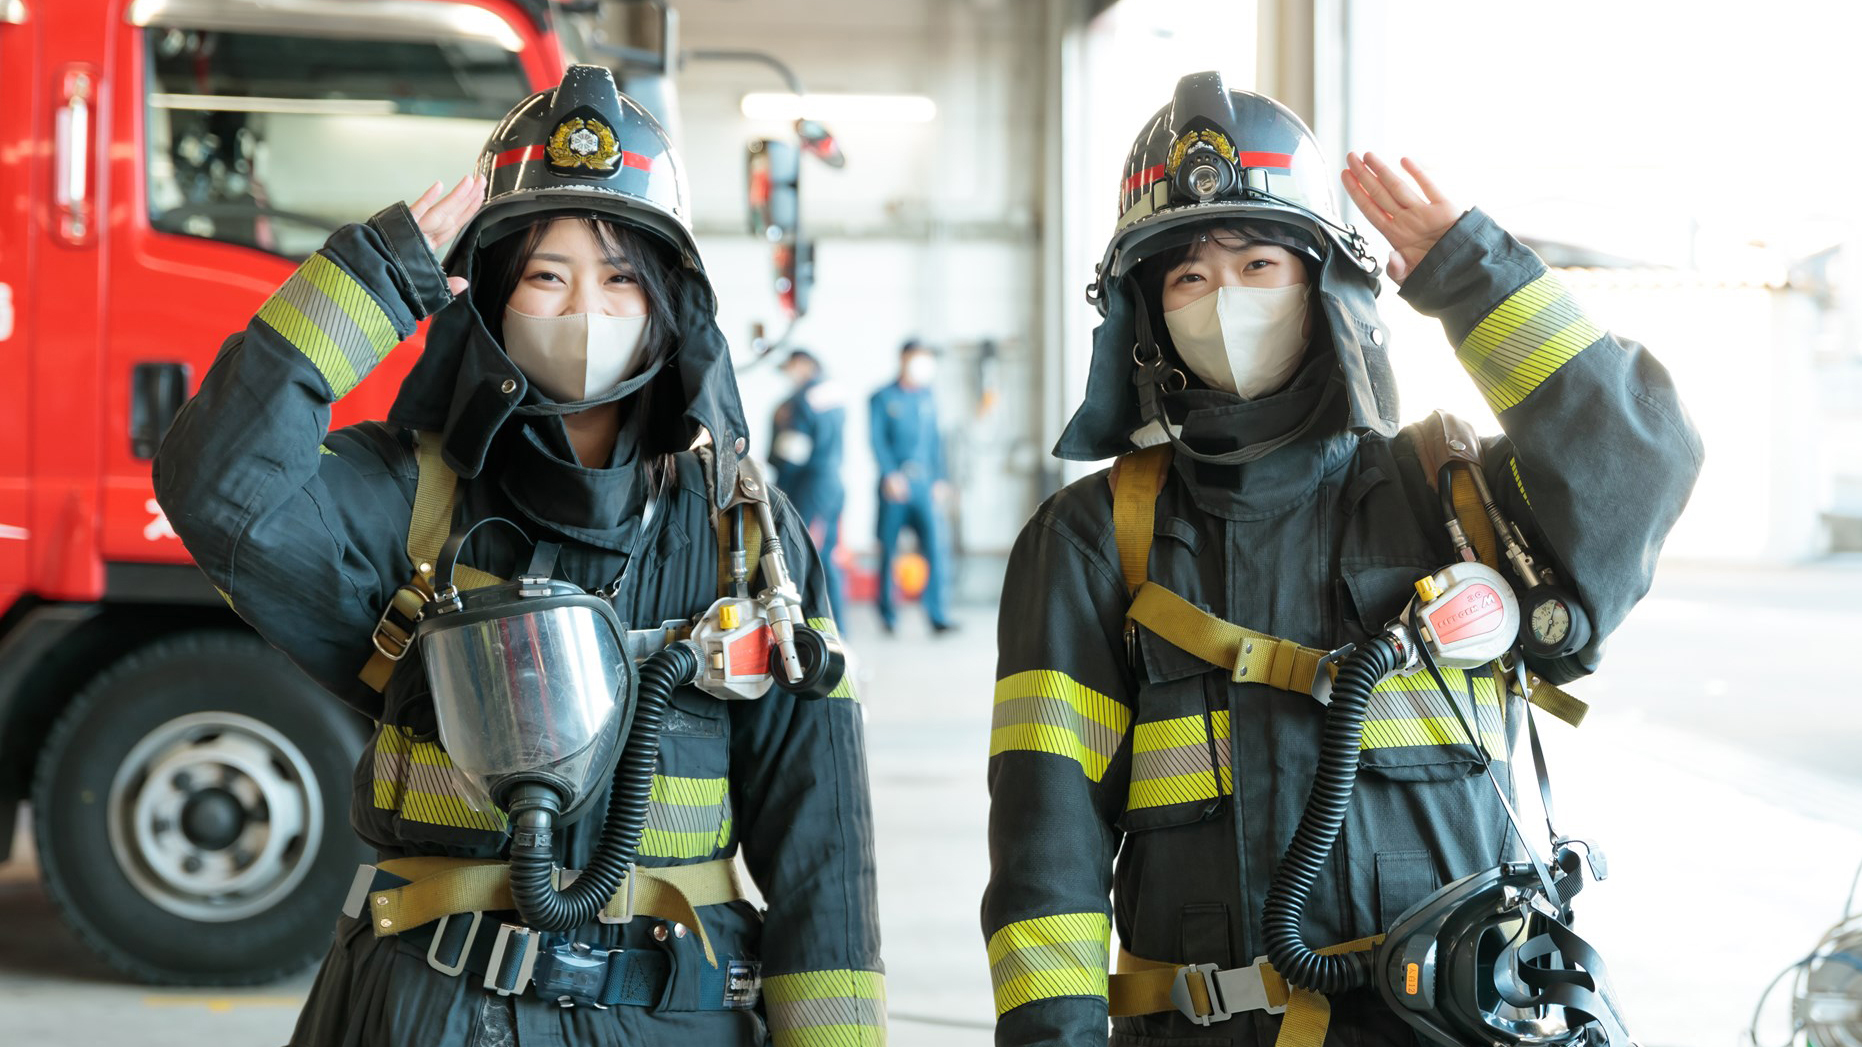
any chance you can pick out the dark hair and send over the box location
[900,338,924,356]
[473,215,689,471]
[783,348,820,370]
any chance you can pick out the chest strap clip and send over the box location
[1172,957,1285,1026]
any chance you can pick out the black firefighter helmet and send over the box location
[1056,71,1399,462]
[386,64,748,507]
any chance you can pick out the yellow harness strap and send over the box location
[365,855,747,967]
[1109,937,1383,1047]
[1111,445,1172,594]
[359,432,504,691]
[1127,583,1332,694]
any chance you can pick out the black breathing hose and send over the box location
[505,643,700,932]
[1261,633,1405,994]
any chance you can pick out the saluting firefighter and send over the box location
[982,73,1700,1046]
[155,66,884,1047]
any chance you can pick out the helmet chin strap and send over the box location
[1129,284,1336,466]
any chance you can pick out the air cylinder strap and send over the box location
[359,431,504,692]
[356,855,746,967]
[1110,937,1383,1047]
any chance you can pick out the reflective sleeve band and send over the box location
[1456,272,1604,413]
[990,670,1130,783]
[761,969,887,1047]
[371,726,509,833]
[987,912,1111,1016]
[1129,710,1232,811]
[254,252,400,399]
[641,774,733,860]
[806,617,858,700]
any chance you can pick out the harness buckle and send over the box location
[1171,957,1285,1026]
[370,584,427,661]
[341,864,377,920]
[484,923,541,997]
[596,868,637,925]
[1310,643,1356,706]
[426,911,483,977]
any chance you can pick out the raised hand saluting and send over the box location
[1340,152,1460,286]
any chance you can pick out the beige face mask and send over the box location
[502,307,650,403]
[1163,283,1309,399]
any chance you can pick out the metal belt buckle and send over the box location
[484,923,540,997]
[426,911,483,977]
[341,864,377,920]
[1310,643,1356,706]
[724,959,763,1010]
[1172,963,1230,1026]
[369,585,425,660]
[596,870,636,925]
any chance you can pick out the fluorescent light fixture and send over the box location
[150,93,398,117]
[740,92,937,123]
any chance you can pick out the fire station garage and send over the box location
[3,1,1861,1045]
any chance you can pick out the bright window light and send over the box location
[740,92,937,123]
[149,93,398,117]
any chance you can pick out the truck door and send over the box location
[0,0,35,604]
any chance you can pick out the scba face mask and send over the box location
[1163,283,1310,399]
[503,307,650,403]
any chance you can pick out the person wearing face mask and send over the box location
[870,339,956,635]
[153,66,883,1047]
[982,72,1702,1047]
[770,349,848,622]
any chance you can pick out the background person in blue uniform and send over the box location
[770,348,848,621]
[869,339,955,634]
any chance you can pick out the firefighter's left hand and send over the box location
[1340,153,1458,286]
[410,173,485,297]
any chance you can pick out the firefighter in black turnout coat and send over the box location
[155,67,884,1047]
[981,73,1700,1047]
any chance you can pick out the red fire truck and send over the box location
[0,0,576,984]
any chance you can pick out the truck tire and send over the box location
[31,630,368,985]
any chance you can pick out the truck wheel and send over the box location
[31,630,369,985]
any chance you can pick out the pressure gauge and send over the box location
[1520,583,1590,661]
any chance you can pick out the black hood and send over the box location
[1054,241,1400,462]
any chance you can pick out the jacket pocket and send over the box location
[1341,558,1500,783]
[643,686,735,860]
[1120,624,1229,834]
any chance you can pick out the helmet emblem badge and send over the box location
[547,116,622,173]
[1165,128,1238,175]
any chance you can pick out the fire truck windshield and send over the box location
[144,26,531,260]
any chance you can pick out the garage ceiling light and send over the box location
[740,92,937,123]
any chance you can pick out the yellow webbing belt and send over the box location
[715,505,764,599]
[365,856,746,967]
[359,432,503,691]
[1527,675,1588,727]
[1109,936,1383,1047]
[1127,583,1333,694]
[1448,465,1500,571]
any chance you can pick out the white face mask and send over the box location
[1162,283,1309,399]
[502,306,650,403]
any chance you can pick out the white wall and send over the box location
[667,0,1051,570]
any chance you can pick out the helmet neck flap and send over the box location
[385,65,748,511]
[1055,72,1401,463]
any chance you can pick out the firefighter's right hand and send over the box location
[409,173,486,297]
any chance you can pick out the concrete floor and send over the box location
[4,560,1862,1046]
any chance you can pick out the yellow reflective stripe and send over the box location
[763,970,886,1047]
[370,727,507,832]
[641,774,731,859]
[257,293,358,397]
[317,443,337,456]
[987,912,1110,1016]
[212,585,234,610]
[1509,457,1533,509]
[1128,710,1233,811]
[806,617,858,700]
[990,670,1130,782]
[1457,273,1603,412]
[1364,668,1506,756]
[255,253,399,398]
[297,253,398,361]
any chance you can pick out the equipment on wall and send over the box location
[1749,860,1862,1047]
